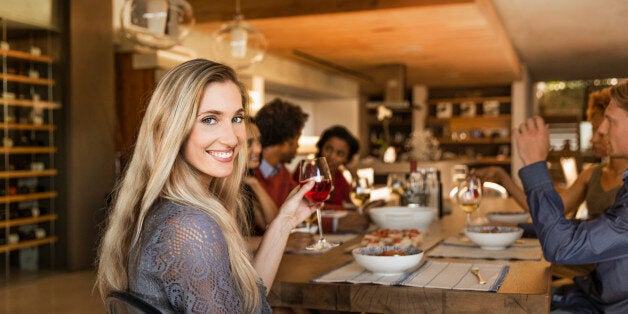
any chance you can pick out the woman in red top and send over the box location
[315,125,360,207]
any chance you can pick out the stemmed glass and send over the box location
[298,157,339,250]
[350,176,372,214]
[456,175,483,227]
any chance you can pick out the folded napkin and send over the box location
[427,236,542,260]
[313,260,508,292]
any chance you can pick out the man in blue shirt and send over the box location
[515,80,628,313]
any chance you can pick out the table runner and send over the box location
[427,236,542,260]
[312,260,509,292]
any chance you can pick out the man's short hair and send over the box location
[255,98,309,147]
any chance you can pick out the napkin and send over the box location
[403,261,508,292]
[313,260,508,292]
[427,236,542,260]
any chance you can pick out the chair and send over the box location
[448,181,509,199]
[106,291,163,314]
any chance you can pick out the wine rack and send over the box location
[0,19,59,277]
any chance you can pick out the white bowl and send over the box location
[464,226,523,250]
[368,206,435,232]
[486,211,530,224]
[352,246,424,275]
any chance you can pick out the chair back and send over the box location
[106,291,162,314]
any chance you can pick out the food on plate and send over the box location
[360,229,423,248]
[376,249,408,256]
[479,226,501,233]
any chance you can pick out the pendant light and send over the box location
[120,0,195,50]
[210,0,268,69]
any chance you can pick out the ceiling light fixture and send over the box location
[210,0,268,69]
[120,0,195,50]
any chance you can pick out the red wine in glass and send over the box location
[301,178,332,203]
[298,157,338,250]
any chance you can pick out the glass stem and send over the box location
[466,213,472,227]
[315,208,324,241]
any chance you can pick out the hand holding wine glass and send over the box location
[457,175,483,227]
[298,157,339,250]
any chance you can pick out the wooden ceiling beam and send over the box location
[189,0,474,22]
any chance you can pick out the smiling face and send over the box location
[598,99,628,159]
[183,81,246,179]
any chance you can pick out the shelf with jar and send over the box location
[0,19,60,275]
[366,106,414,157]
[425,86,512,170]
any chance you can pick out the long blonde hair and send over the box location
[96,59,260,311]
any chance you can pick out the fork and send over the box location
[470,268,487,285]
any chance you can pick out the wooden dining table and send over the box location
[268,198,551,313]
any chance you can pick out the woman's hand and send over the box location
[277,181,319,229]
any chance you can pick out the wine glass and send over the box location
[387,173,406,198]
[298,157,339,250]
[456,175,482,227]
[350,176,372,214]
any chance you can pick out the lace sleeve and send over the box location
[146,208,244,313]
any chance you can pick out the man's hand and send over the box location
[514,116,550,166]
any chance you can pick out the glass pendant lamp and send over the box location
[120,0,195,50]
[210,0,268,69]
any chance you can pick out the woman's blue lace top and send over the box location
[128,200,271,313]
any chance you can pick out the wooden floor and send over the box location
[0,270,104,313]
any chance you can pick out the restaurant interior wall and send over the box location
[64,0,116,271]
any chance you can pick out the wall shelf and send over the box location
[0,169,57,179]
[0,73,55,86]
[0,98,60,109]
[438,137,510,145]
[426,115,511,124]
[0,147,57,154]
[0,191,57,204]
[426,86,512,170]
[0,236,58,253]
[0,214,58,229]
[427,96,511,105]
[1,49,54,63]
[1,123,56,131]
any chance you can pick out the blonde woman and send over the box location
[96,59,318,313]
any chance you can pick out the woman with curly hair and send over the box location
[96,59,318,313]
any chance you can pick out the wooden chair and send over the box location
[106,291,162,314]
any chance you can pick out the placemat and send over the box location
[313,260,508,292]
[427,236,542,260]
